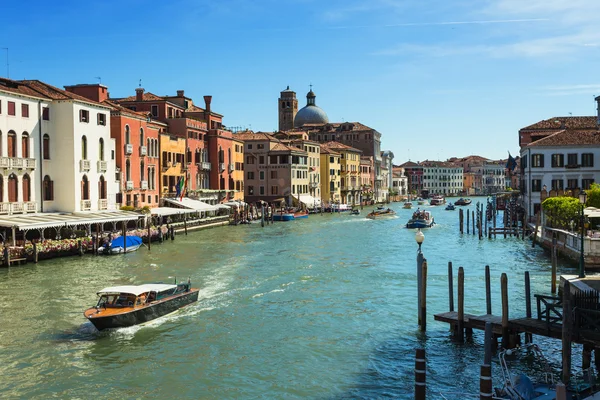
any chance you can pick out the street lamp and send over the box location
[416,228,425,254]
[579,191,587,278]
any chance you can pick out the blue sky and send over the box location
[2,0,600,164]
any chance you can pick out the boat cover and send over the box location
[97,283,177,296]
[110,235,143,249]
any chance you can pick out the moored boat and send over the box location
[294,210,309,219]
[429,195,446,206]
[454,198,472,206]
[366,208,396,219]
[84,281,199,331]
[351,209,360,215]
[273,211,295,221]
[99,235,143,255]
[406,209,435,228]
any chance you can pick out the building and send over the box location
[481,160,506,194]
[278,86,298,132]
[321,141,361,205]
[518,116,597,149]
[320,146,341,205]
[293,88,328,128]
[399,161,423,195]
[391,166,408,200]
[360,156,374,203]
[380,151,394,202]
[421,161,464,196]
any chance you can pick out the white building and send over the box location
[422,161,464,196]
[380,151,394,202]
[392,167,408,197]
[482,160,506,194]
[521,127,600,218]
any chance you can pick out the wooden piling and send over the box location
[562,281,572,383]
[467,211,470,234]
[479,364,493,400]
[122,225,127,253]
[525,271,532,344]
[184,215,188,235]
[459,209,464,234]
[78,240,83,256]
[472,210,475,235]
[96,223,100,255]
[33,242,38,263]
[501,273,509,348]
[485,265,492,315]
[414,348,426,400]
[3,246,9,267]
[479,210,483,240]
[171,226,175,240]
[551,235,557,294]
[457,266,465,342]
[448,261,454,312]
[484,322,493,365]
[419,259,428,332]
[556,383,567,400]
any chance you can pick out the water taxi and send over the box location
[429,195,446,206]
[366,208,396,219]
[294,210,309,219]
[403,202,413,209]
[454,198,472,206]
[445,202,455,211]
[406,209,435,228]
[84,281,199,331]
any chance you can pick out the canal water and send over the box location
[0,199,582,399]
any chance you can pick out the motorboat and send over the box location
[455,198,472,206]
[83,281,199,331]
[445,202,455,211]
[366,208,396,219]
[351,209,360,215]
[99,235,143,255]
[294,210,309,219]
[406,209,435,228]
[403,202,413,209]
[273,210,295,221]
[429,195,446,206]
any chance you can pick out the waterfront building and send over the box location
[321,141,361,206]
[391,166,408,199]
[399,161,423,195]
[320,146,341,205]
[65,84,165,208]
[231,137,245,201]
[159,134,186,195]
[463,172,477,195]
[380,151,394,203]
[421,160,464,196]
[236,131,308,205]
[360,156,374,203]
[518,115,596,149]
[481,160,506,194]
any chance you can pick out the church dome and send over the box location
[293,88,329,127]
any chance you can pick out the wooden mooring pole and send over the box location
[147,220,151,251]
[472,210,475,235]
[485,265,492,315]
[501,273,509,348]
[532,212,540,248]
[467,211,470,234]
[479,364,493,400]
[562,281,572,384]
[419,259,428,332]
[525,271,533,344]
[122,224,127,253]
[459,209,464,234]
[457,266,465,342]
[551,235,557,294]
[448,261,454,312]
[414,348,426,400]
[33,242,38,263]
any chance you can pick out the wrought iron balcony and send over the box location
[126,181,134,191]
[140,145,147,156]
[80,159,91,172]
[125,144,133,155]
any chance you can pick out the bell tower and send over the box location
[278,86,298,132]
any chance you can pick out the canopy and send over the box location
[110,235,143,249]
[164,197,219,212]
[0,210,142,230]
[295,194,321,209]
[223,201,247,208]
[97,284,177,296]
[150,207,196,217]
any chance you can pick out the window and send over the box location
[81,136,88,159]
[246,155,254,164]
[247,171,254,179]
[567,179,578,189]
[125,125,130,144]
[582,153,594,167]
[257,144,265,149]
[99,138,104,161]
[551,179,563,190]
[531,179,542,192]
[43,134,50,159]
[531,154,544,167]
[271,171,277,179]
[247,144,253,150]
[8,101,15,116]
[521,155,528,169]
[259,186,265,195]
[551,154,564,167]
[42,107,49,120]
[567,153,577,166]
[248,185,254,195]
[270,155,278,164]
[583,179,595,190]
[21,104,29,118]
[21,133,29,158]
[259,156,265,164]
[151,105,159,117]
[79,109,89,122]
[260,171,265,180]
[271,186,278,195]
[330,156,334,163]
[97,113,106,125]
[43,175,54,200]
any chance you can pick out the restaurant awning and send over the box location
[0,210,143,230]
[295,194,322,209]
[150,207,196,217]
[163,197,219,212]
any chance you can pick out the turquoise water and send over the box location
[0,199,581,399]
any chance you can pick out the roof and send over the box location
[320,147,340,155]
[97,284,177,296]
[526,129,600,147]
[0,211,142,230]
[163,197,220,212]
[321,141,361,153]
[520,116,597,131]
[114,92,165,102]
[0,78,50,99]
[234,131,277,141]
[103,100,167,126]
[19,80,110,107]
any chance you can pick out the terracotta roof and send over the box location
[320,147,340,155]
[102,100,167,126]
[114,92,165,103]
[234,131,276,141]
[271,143,295,152]
[186,104,205,113]
[321,141,361,153]
[527,129,600,147]
[0,78,49,99]
[520,116,597,131]
[398,161,421,168]
[19,80,109,107]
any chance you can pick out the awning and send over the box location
[295,194,322,209]
[163,197,219,212]
[223,201,247,208]
[214,204,231,210]
[97,284,177,296]
[150,207,196,217]
[0,210,143,230]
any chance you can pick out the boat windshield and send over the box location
[96,293,137,308]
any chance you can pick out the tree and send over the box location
[586,183,600,209]
[542,196,581,229]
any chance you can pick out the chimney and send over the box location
[596,96,600,126]
[177,90,185,97]
[136,87,144,101]
[204,95,212,130]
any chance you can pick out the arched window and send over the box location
[8,174,17,202]
[186,147,191,164]
[228,148,231,165]
[147,138,151,157]
[43,134,50,160]
[81,175,90,200]
[126,159,131,181]
[99,175,107,199]
[81,136,88,159]
[7,131,16,158]
[22,174,30,201]
[0,131,3,157]
[140,160,145,181]
[21,132,29,158]
[140,128,144,145]
[125,125,130,144]
[43,175,54,201]
[99,138,104,161]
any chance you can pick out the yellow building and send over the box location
[231,138,245,201]
[159,133,186,195]
[320,146,341,205]
[322,142,361,205]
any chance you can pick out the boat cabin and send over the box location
[95,283,191,309]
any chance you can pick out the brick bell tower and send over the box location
[278,86,298,132]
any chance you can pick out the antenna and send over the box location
[95,76,101,84]
[309,83,313,91]
[1,48,8,78]
[139,79,142,87]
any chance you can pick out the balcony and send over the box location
[201,162,211,171]
[162,161,172,170]
[310,182,319,189]
[81,200,92,211]
[219,163,226,172]
[125,143,133,155]
[97,160,107,173]
[80,159,91,172]
[98,199,108,210]
[0,157,9,168]
[565,164,580,169]
[141,180,148,190]
[126,181,134,191]
[11,158,23,169]
[140,145,147,156]
[229,163,235,173]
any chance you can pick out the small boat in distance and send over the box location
[445,202,455,211]
[429,195,446,206]
[99,235,143,255]
[416,197,427,205]
[403,202,413,209]
[294,210,309,219]
[455,198,472,206]
[366,208,396,219]
[406,209,435,228]
[84,281,199,331]
[351,209,360,215]
[273,209,295,221]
